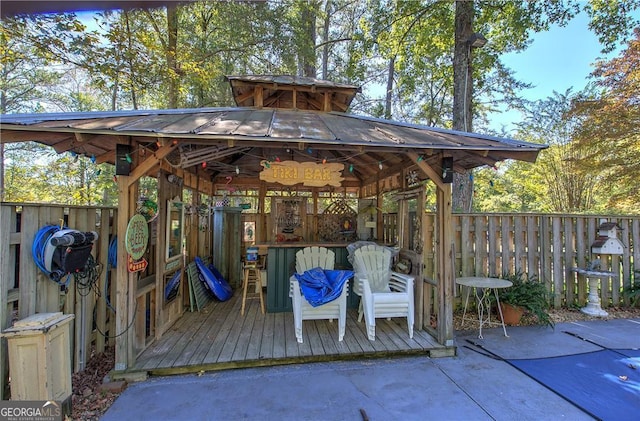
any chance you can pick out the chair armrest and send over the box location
[289,276,301,298]
[389,271,414,292]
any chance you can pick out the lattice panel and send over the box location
[318,199,358,242]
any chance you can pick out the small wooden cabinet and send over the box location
[2,312,74,411]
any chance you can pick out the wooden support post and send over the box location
[258,182,266,242]
[95,209,110,353]
[437,183,455,346]
[415,187,426,330]
[115,176,133,370]
[0,205,11,400]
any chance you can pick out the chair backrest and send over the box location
[295,246,335,273]
[352,245,392,293]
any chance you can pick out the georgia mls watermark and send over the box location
[0,400,62,421]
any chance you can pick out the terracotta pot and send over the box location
[499,302,524,326]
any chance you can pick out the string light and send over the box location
[125,153,132,163]
[307,147,312,154]
[235,166,240,175]
[417,155,423,162]
[95,169,101,176]
[201,162,207,168]
[349,164,354,173]
[378,161,383,170]
[90,155,96,164]
[265,161,271,169]
[113,175,118,183]
[322,158,327,164]
[275,156,281,162]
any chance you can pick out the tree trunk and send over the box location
[166,5,179,108]
[385,57,395,120]
[452,0,475,212]
[300,1,318,77]
[124,11,138,110]
[321,0,332,79]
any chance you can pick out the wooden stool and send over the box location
[241,263,265,316]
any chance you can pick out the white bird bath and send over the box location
[571,268,616,317]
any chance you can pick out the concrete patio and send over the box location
[102,317,640,420]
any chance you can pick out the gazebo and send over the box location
[0,75,546,372]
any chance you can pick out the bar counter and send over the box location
[257,243,358,312]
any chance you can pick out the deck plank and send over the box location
[186,297,236,366]
[258,311,275,360]
[245,301,266,360]
[284,311,300,357]
[272,312,287,359]
[156,305,212,368]
[202,298,243,364]
[231,300,259,361]
[131,292,454,375]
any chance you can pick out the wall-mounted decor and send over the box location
[260,160,344,187]
[318,198,357,242]
[273,197,306,242]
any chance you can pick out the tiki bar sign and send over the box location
[260,160,344,187]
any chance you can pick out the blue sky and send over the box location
[488,11,632,133]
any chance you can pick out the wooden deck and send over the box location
[129,294,455,377]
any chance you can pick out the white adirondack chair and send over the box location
[289,246,349,343]
[352,244,414,341]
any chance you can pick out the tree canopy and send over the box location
[0,0,638,212]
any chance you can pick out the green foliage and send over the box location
[571,28,640,213]
[498,272,554,328]
[623,270,640,307]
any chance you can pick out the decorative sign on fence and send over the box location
[125,213,148,260]
[127,255,148,273]
[259,160,344,187]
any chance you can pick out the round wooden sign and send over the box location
[125,213,149,260]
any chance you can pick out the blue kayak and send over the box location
[194,256,233,301]
[164,269,181,301]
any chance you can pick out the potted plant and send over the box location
[497,272,554,328]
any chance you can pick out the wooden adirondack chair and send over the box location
[352,244,414,341]
[289,246,349,343]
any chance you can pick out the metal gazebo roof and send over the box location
[0,106,545,189]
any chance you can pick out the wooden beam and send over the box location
[407,152,445,190]
[95,150,115,165]
[436,183,455,346]
[127,141,178,187]
[115,176,131,370]
[254,86,263,108]
[235,90,255,105]
[0,130,70,143]
[74,132,93,143]
[466,150,497,167]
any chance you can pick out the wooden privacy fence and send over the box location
[0,203,117,399]
[420,213,639,309]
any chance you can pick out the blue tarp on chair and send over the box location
[294,267,353,307]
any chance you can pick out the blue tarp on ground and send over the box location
[294,267,352,307]
[507,348,640,420]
